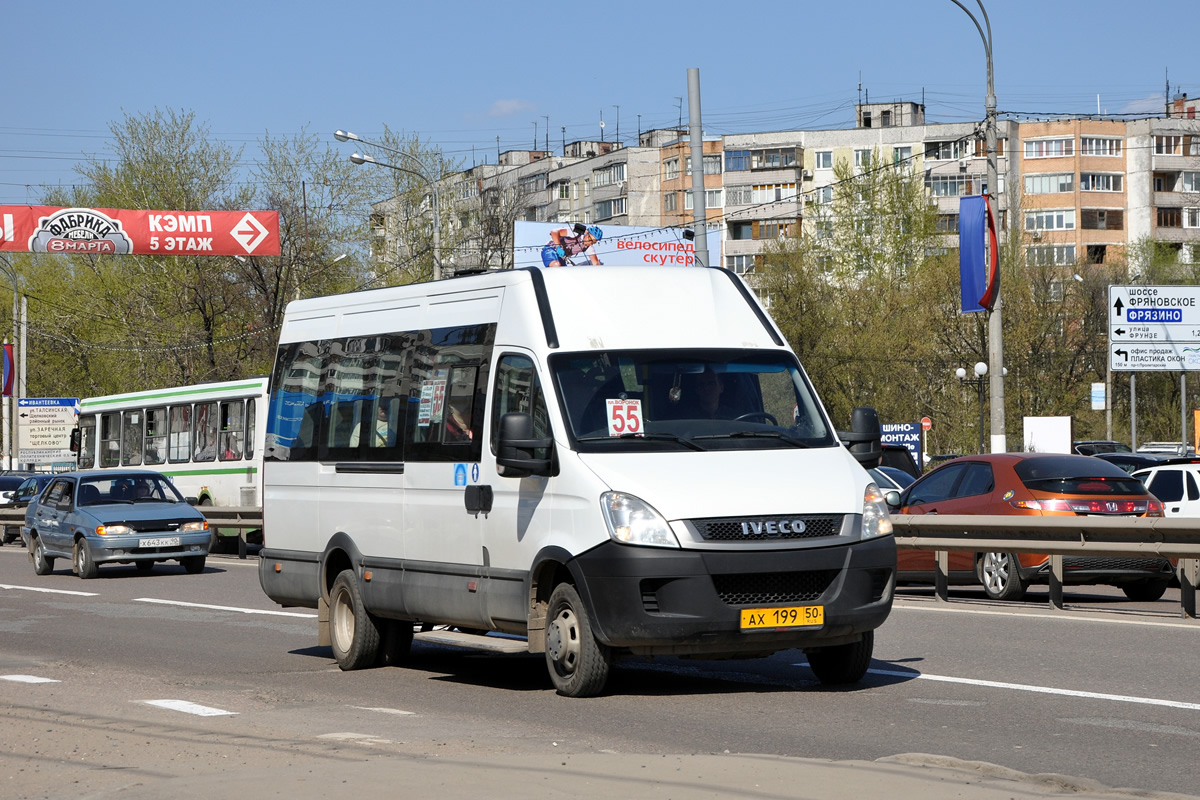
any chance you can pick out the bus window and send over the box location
[245,399,256,459]
[218,399,245,461]
[169,405,192,463]
[99,412,121,467]
[194,402,217,462]
[78,415,97,469]
[144,407,167,465]
[122,410,143,466]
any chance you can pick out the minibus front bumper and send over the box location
[569,535,896,657]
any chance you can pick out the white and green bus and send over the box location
[76,377,268,548]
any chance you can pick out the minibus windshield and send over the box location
[550,349,837,452]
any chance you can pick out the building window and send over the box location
[725,150,750,171]
[1183,172,1200,193]
[725,185,752,205]
[558,182,570,199]
[664,158,680,180]
[936,213,959,233]
[663,192,677,212]
[595,198,626,220]
[893,146,913,166]
[750,148,798,170]
[1024,173,1074,194]
[815,151,833,169]
[1157,207,1182,228]
[726,254,755,274]
[728,222,753,240]
[751,184,797,203]
[880,110,892,127]
[854,149,872,168]
[758,221,794,240]
[1026,245,1076,266]
[1082,209,1123,230]
[1087,245,1108,264]
[925,140,967,160]
[972,138,1006,158]
[815,220,834,239]
[1080,137,1122,156]
[1024,138,1074,158]
[684,189,724,210]
[1025,209,1075,231]
[927,174,971,197]
[1156,136,1183,155]
[1080,173,1122,192]
[1184,208,1200,228]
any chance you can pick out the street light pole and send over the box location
[956,362,989,455]
[336,130,442,281]
[951,0,1005,453]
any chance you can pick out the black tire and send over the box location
[74,539,99,580]
[544,583,610,698]
[181,555,206,574]
[31,536,54,576]
[979,551,1027,601]
[807,630,874,685]
[1122,579,1169,602]
[376,619,415,667]
[329,570,380,671]
[135,560,155,573]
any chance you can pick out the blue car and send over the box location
[24,470,211,578]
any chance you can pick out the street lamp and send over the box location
[336,130,442,281]
[956,361,988,455]
[950,0,1004,453]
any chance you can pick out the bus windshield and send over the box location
[549,349,837,452]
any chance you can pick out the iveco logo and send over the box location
[740,519,806,537]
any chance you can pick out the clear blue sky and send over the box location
[2,0,1192,205]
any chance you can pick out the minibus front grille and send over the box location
[692,514,843,542]
[712,569,838,606]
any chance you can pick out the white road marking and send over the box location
[893,600,1200,631]
[352,706,415,715]
[144,699,237,717]
[795,662,1200,712]
[133,598,316,618]
[0,583,98,597]
[1,675,60,684]
[318,732,393,745]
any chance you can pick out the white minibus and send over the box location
[259,266,895,697]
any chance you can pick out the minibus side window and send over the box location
[245,399,256,459]
[194,402,218,462]
[265,341,326,462]
[218,400,245,461]
[321,334,408,462]
[121,410,143,466]
[168,405,193,463]
[490,354,550,456]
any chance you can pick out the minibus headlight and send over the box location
[600,492,679,549]
[861,483,894,539]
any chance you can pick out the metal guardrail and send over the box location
[892,514,1200,618]
[4,504,1196,617]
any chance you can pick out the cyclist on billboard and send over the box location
[541,223,603,267]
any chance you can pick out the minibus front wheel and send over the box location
[329,570,381,670]
[544,583,610,698]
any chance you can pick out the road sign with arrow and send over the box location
[1109,285,1200,371]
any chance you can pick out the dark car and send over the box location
[2,474,57,545]
[25,470,211,578]
[1093,452,1166,475]
[888,453,1172,602]
[1073,440,1131,456]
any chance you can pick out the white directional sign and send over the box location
[1109,285,1200,371]
[17,397,78,464]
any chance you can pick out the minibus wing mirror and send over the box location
[838,406,882,468]
[496,412,553,477]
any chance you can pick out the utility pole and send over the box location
[687,68,709,268]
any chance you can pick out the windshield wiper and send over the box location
[576,432,705,451]
[693,430,811,448]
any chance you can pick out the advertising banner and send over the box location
[881,422,922,470]
[0,206,281,257]
[513,221,716,270]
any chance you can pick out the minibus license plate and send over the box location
[141,536,181,548]
[740,605,823,630]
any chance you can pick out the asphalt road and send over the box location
[1,544,1198,799]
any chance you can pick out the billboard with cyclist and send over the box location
[513,221,717,269]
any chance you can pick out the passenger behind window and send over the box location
[351,404,392,447]
[445,398,472,442]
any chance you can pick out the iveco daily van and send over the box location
[259,265,895,696]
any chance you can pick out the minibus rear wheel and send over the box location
[545,583,610,698]
[329,570,380,670]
